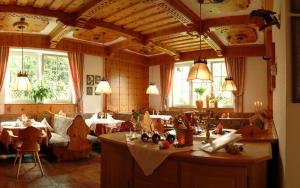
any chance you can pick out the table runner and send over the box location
[127,136,199,176]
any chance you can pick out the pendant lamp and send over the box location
[187,2,213,82]
[95,78,112,94]
[12,18,32,91]
[222,77,237,91]
[146,83,159,95]
[147,66,159,95]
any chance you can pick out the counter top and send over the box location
[99,132,272,165]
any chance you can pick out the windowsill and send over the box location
[5,102,75,105]
[169,107,234,112]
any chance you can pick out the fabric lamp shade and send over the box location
[222,77,237,91]
[95,80,112,94]
[12,73,32,91]
[187,60,213,82]
[146,83,159,95]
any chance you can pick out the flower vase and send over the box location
[195,100,203,111]
[214,99,219,108]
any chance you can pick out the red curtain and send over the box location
[160,60,174,111]
[68,52,84,113]
[0,47,9,91]
[225,57,246,112]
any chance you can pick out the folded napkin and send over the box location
[127,139,193,176]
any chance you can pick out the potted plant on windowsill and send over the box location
[194,87,206,111]
[209,94,225,108]
[30,82,54,104]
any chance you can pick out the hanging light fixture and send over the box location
[187,2,213,82]
[146,66,159,95]
[12,18,32,91]
[222,77,237,91]
[95,77,112,94]
[146,83,159,95]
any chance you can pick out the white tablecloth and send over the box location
[149,115,172,121]
[85,118,124,128]
[0,121,46,132]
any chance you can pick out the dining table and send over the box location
[0,120,51,148]
[85,118,125,136]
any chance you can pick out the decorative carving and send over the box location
[215,25,257,45]
[152,1,192,26]
[0,13,49,32]
[49,23,74,48]
[77,0,118,21]
[73,27,120,44]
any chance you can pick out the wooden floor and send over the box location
[0,153,101,188]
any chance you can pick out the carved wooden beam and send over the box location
[76,0,117,27]
[49,22,74,48]
[0,5,75,25]
[180,44,266,61]
[202,32,224,57]
[85,19,145,42]
[108,39,134,55]
[202,15,264,31]
[159,0,200,26]
[146,25,196,40]
[147,41,180,60]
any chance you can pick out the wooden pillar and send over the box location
[264,29,275,116]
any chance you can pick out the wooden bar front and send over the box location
[100,133,272,188]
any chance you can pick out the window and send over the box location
[5,48,73,103]
[171,59,234,108]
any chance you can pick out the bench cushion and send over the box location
[87,134,100,144]
[49,132,69,147]
[53,115,73,139]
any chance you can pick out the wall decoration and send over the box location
[95,75,101,84]
[291,0,300,13]
[86,75,94,85]
[86,86,93,95]
[291,17,300,102]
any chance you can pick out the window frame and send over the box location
[170,58,234,108]
[5,48,74,104]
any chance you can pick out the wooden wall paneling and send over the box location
[0,33,108,57]
[4,104,76,115]
[106,52,148,113]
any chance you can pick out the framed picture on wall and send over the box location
[86,75,94,86]
[291,17,300,102]
[95,75,101,85]
[86,87,93,95]
[291,0,300,13]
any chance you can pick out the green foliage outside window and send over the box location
[7,50,72,103]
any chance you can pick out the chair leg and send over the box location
[17,154,22,179]
[33,152,37,166]
[14,151,19,166]
[35,152,44,176]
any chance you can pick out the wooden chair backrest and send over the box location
[94,124,107,135]
[66,115,90,151]
[19,126,42,152]
[153,119,164,134]
[119,121,134,132]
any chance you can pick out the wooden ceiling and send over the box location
[0,0,269,60]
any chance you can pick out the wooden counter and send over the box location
[99,133,272,188]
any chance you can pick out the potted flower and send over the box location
[30,82,54,103]
[194,87,206,110]
[209,94,224,108]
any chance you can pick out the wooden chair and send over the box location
[94,123,108,136]
[52,115,92,161]
[119,121,134,132]
[8,127,46,179]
